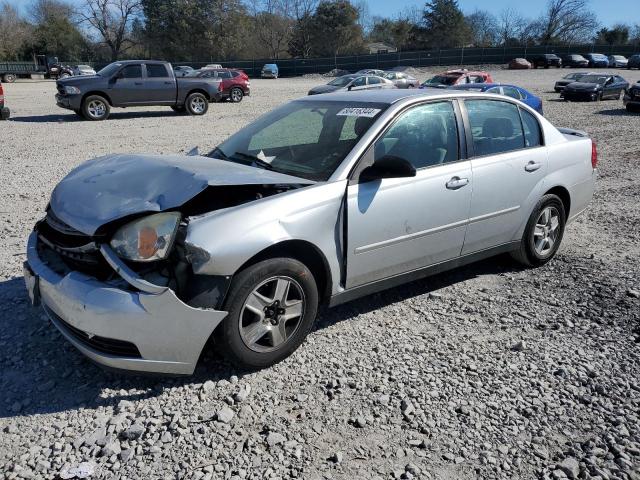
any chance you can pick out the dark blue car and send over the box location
[584,53,609,68]
[449,83,544,115]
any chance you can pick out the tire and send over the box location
[220,258,319,369]
[230,87,243,103]
[3,73,16,83]
[171,105,186,113]
[185,92,208,115]
[511,194,566,267]
[81,95,110,121]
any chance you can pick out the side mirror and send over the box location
[360,155,416,183]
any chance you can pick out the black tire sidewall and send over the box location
[185,92,208,115]
[522,194,566,266]
[81,95,110,121]
[221,258,319,369]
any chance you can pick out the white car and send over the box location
[73,65,96,76]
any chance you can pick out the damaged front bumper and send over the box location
[25,231,227,375]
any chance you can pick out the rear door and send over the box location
[109,64,144,106]
[461,99,548,254]
[346,100,472,287]
[143,63,175,104]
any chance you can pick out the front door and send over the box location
[461,99,548,254]
[109,64,144,106]
[346,101,472,288]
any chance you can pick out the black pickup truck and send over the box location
[55,60,223,120]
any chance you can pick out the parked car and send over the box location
[355,69,384,76]
[261,64,279,78]
[532,54,562,68]
[173,66,195,77]
[55,60,223,120]
[623,81,640,112]
[421,69,493,88]
[382,71,419,88]
[508,58,532,70]
[607,55,628,68]
[186,68,250,102]
[0,83,10,119]
[561,54,589,68]
[584,53,609,68]
[72,65,96,76]
[24,89,597,374]
[628,54,640,69]
[449,83,544,114]
[205,64,223,69]
[554,72,593,92]
[308,75,394,95]
[561,73,629,101]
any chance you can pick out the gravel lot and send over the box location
[1,67,639,480]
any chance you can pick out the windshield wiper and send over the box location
[208,147,230,161]
[229,152,275,171]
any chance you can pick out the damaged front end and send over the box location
[26,153,314,374]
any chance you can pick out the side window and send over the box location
[502,86,522,100]
[374,101,459,169]
[368,76,381,85]
[120,64,142,78]
[465,99,525,156]
[520,108,542,148]
[146,64,168,78]
[352,77,366,87]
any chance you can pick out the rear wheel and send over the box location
[220,258,319,369]
[511,194,566,267]
[81,95,110,121]
[230,87,244,103]
[3,73,16,83]
[185,92,208,115]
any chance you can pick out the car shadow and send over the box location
[0,255,519,419]
[10,111,183,123]
[595,108,637,116]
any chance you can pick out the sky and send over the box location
[367,0,634,28]
[10,0,634,28]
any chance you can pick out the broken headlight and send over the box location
[110,212,181,262]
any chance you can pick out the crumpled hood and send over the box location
[50,154,314,235]
[565,82,601,91]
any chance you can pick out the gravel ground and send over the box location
[1,67,639,480]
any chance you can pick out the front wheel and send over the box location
[511,194,566,267]
[81,95,110,121]
[230,87,244,103]
[220,258,319,369]
[185,92,208,115]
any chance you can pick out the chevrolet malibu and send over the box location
[24,90,597,374]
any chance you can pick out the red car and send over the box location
[0,83,10,120]
[420,69,494,88]
[188,68,250,103]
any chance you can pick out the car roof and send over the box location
[296,88,497,104]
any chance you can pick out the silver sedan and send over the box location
[25,89,596,374]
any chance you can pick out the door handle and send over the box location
[134,82,143,86]
[525,161,541,172]
[164,81,172,85]
[446,176,469,190]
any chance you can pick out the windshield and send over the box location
[207,100,388,181]
[328,76,355,87]
[97,63,122,77]
[579,75,608,84]
[424,75,457,85]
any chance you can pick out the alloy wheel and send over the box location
[533,206,560,256]
[190,96,206,113]
[87,100,106,119]
[231,88,243,102]
[239,276,305,353]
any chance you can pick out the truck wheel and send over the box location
[3,73,16,83]
[185,92,208,115]
[220,258,319,369]
[511,194,566,267]
[81,95,110,121]
[230,87,244,103]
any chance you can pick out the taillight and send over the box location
[591,140,598,169]
[218,82,223,92]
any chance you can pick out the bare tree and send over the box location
[78,0,141,61]
[537,0,598,44]
[466,9,498,47]
[250,0,293,59]
[0,2,32,60]
[497,8,528,45]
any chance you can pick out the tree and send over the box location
[250,0,293,59]
[466,9,498,47]
[307,1,364,57]
[594,24,629,45]
[29,0,87,60]
[497,8,529,46]
[0,2,32,60]
[537,0,598,44]
[369,17,414,51]
[419,0,471,48]
[288,13,314,57]
[78,0,142,61]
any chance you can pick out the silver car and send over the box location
[308,75,395,95]
[382,71,419,88]
[25,90,597,374]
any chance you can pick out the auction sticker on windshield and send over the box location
[336,107,381,117]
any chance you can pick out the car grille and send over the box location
[45,305,142,358]
[36,210,112,278]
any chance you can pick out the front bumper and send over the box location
[25,231,227,375]
[55,93,82,111]
[623,92,640,107]
[562,90,600,101]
